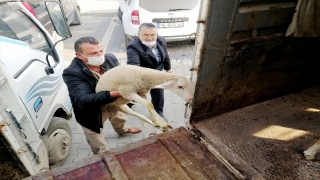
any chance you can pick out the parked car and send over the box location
[118,0,200,45]
[22,0,81,49]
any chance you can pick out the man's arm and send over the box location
[62,69,116,110]
[126,46,141,66]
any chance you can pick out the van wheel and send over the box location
[71,8,81,25]
[118,7,123,21]
[46,117,72,168]
[125,35,132,46]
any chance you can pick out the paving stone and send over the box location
[117,136,131,146]
[68,144,82,156]
[78,141,91,150]
[106,137,119,149]
[72,125,85,134]
[74,150,91,162]
[130,137,143,143]
[63,155,77,166]
[71,134,85,144]
[105,132,120,138]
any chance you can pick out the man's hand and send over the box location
[110,91,122,97]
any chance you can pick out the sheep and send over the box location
[96,65,194,132]
[303,139,320,160]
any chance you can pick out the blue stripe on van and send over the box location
[0,36,28,46]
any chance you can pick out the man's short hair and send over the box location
[74,36,99,53]
[138,23,157,34]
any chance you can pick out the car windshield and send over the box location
[140,0,199,12]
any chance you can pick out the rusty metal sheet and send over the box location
[28,155,109,180]
[25,128,241,180]
[191,0,320,123]
[191,0,240,122]
[158,137,210,180]
[159,133,236,180]
[116,141,193,180]
[53,161,112,180]
[234,2,296,31]
[103,154,128,180]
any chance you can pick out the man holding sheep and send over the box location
[62,36,141,154]
[127,23,171,122]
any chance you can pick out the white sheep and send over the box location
[96,65,194,131]
[304,139,320,160]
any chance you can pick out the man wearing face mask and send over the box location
[127,23,171,122]
[62,36,141,154]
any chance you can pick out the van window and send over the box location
[140,0,199,12]
[0,8,51,53]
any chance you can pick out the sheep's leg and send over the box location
[129,94,172,132]
[116,104,154,126]
[303,139,320,160]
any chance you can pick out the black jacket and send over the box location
[62,53,119,133]
[126,36,171,70]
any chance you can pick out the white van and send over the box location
[118,0,200,45]
[0,0,73,176]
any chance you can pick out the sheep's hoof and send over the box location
[304,150,316,160]
[161,124,173,132]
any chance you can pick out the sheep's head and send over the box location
[160,76,194,103]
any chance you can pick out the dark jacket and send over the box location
[62,53,119,133]
[126,36,171,70]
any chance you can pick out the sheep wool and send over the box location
[96,65,185,98]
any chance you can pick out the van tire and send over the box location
[45,117,72,168]
[71,8,81,25]
[118,7,123,21]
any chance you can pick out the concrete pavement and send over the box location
[60,8,195,166]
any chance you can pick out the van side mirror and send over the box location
[44,1,72,75]
[46,1,71,38]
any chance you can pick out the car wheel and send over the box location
[118,7,123,21]
[71,8,81,25]
[125,35,132,47]
[45,117,72,168]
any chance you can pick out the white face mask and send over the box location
[141,40,156,47]
[81,54,105,66]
